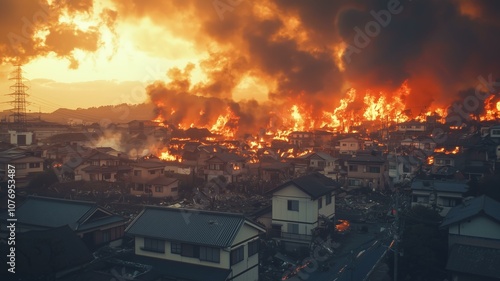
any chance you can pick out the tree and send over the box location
[464,174,500,202]
[388,205,448,281]
[26,169,59,190]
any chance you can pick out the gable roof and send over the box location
[446,244,500,279]
[298,151,336,162]
[268,172,339,199]
[126,207,264,248]
[6,196,126,231]
[441,195,500,227]
[411,179,468,193]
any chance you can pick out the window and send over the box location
[326,194,332,205]
[209,164,221,170]
[441,197,460,207]
[29,162,40,168]
[181,244,199,257]
[149,170,156,175]
[248,240,259,257]
[230,246,244,265]
[134,170,142,176]
[342,143,347,147]
[318,197,322,209]
[200,246,220,263]
[348,179,361,186]
[349,165,358,172]
[288,223,299,234]
[368,166,380,173]
[155,186,163,193]
[17,163,27,170]
[143,238,165,253]
[134,184,144,191]
[287,200,299,211]
[171,242,181,254]
[103,173,111,180]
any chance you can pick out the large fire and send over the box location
[151,80,498,140]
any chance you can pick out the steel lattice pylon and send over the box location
[7,64,30,131]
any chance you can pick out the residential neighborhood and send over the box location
[1,1,500,280]
[1,114,499,281]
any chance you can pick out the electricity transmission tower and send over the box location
[7,64,30,131]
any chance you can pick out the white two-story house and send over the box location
[268,173,339,250]
[441,195,500,281]
[126,206,265,281]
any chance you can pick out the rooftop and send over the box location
[441,195,500,227]
[126,206,263,248]
[268,172,340,199]
[1,196,126,231]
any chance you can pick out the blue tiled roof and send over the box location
[126,207,259,248]
[4,196,126,231]
[411,179,468,193]
[441,195,500,227]
[446,244,500,279]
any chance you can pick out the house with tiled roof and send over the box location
[0,154,44,187]
[0,196,127,249]
[266,172,340,248]
[411,179,468,216]
[441,195,500,280]
[341,152,387,190]
[73,149,131,182]
[125,206,265,281]
[204,152,246,183]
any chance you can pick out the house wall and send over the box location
[339,141,360,154]
[229,223,260,281]
[449,216,500,240]
[412,190,463,216]
[346,162,385,189]
[318,194,335,219]
[10,158,44,177]
[131,166,164,181]
[272,185,318,235]
[135,237,230,269]
[134,223,260,281]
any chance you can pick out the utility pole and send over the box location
[393,185,399,281]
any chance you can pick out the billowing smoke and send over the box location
[3,0,498,134]
[126,0,500,135]
[0,0,116,67]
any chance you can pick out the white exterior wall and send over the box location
[135,237,230,269]
[134,221,261,281]
[448,216,500,240]
[318,194,335,219]
[272,185,321,236]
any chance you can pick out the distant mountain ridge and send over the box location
[36,103,156,124]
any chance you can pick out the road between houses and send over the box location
[286,222,391,281]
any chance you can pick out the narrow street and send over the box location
[286,222,392,281]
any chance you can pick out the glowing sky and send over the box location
[1,0,499,117]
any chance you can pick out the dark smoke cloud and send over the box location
[121,0,499,135]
